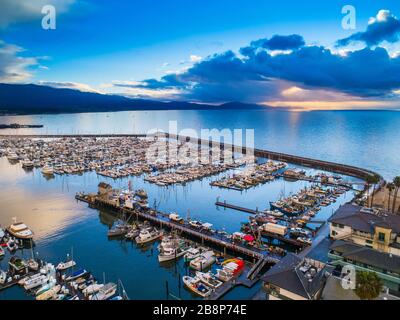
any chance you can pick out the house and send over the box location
[328,203,400,256]
[328,239,400,294]
[262,253,332,300]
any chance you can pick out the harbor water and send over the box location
[0,109,398,299]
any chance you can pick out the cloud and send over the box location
[337,10,400,47]
[0,40,39,82]
[36,81,100,93]
[190,55,202,62]
[127,38,400,103]
[0,0,75,28]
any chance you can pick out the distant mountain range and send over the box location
[0,83,271,115]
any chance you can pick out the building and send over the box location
[328,203,400,256]
[328,239,400,294]
[262,253,332,300]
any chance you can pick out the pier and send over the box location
[76,194,281,264]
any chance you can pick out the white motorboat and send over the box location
[135,228,163,244]
[90,282,117,300]
[158,246,188,263]
[183,247,202,263]
[195,271,223,289]
[189,250,216,271]
[56,260,76,271]
[182,275,213,298]
[7,221,34,239]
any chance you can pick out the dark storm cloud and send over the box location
[337,10,400,46]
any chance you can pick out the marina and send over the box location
[0,132,379,300]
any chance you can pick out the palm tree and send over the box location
[387,182,395,211]
[392,176,400,214]
[368,174,380,208]
[354,271,383,300]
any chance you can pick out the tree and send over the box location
[368,174,380,208]
[354,271,383,300]
[387,182,395,211]
[392,176,400,214]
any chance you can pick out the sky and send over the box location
[0,0,400,110]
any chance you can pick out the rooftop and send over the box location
[329,203,400,234]
[262,253,332,299]
[329,240,400,274]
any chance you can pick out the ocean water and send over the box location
[0,109,397,300]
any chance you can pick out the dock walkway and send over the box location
[76,194,281,263]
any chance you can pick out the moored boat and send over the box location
[182,275,213,298]
[6,221,34,239]
[195,271,223,289]
[189,250,215,271]
[135,228,163,244]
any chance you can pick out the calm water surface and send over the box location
[0,109,397,300]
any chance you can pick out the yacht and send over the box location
[189,250,216,271]
[7,221,34,239]
[195,271,223,289]
[135,228,163,244]
[41,165,54,175]
[182,275,213,298]
[90,282,117,300]
[158,246,188,263]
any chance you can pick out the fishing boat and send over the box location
[135,228,163,244]
[107,221,130,237]
[56,260,76,271]
[216,258,245,282]
[182,275,213,298]
[6,221,34,240]
[36,285,61,300]
[195,271,223,289]
[158,246,188,263]
[189,250,216,271]
[90,282,117,300]
[66,269,88,281]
